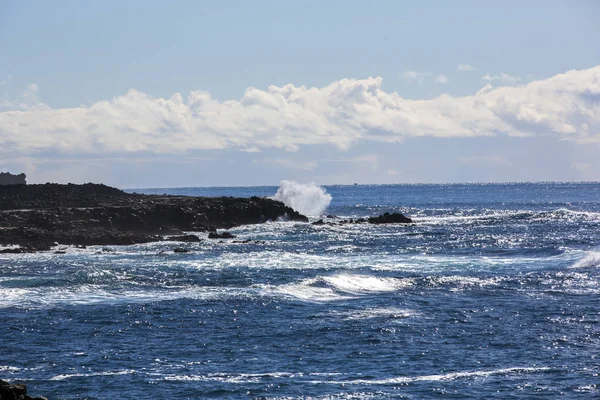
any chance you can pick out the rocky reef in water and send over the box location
[0,380,46,400]
[312,212,413,226]
[0,183,308,249]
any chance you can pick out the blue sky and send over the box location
[1,1,599,187]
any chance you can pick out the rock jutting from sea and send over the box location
[0,379,47,400]
[0,183,308,249]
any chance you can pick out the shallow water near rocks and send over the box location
[1,182,600,399]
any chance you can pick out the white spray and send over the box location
[272,180,332,217]
[570,251,600,269]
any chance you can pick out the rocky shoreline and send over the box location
[0,380,46,400]
[0,183,413,252]
[0,183,308,250]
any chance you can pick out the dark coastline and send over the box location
[0,379,46,400]
[0,183,308,250]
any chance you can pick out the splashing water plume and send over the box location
[272,180,332,217]
[571,251,600,269]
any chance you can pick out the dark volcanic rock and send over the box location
[0,182,130,210]
[0,172,26,186]
[0,183,308,248]
[368,212,413,224]
[0,226,160,248]
[309,213,414,227]
[0,379,47,400]
[0,247,31,254]
[208,231,236,239]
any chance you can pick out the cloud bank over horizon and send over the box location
[0,66,599,163]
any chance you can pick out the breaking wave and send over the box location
[571,251,600,269]
[266,274,410,302]
[316,366,552,385]
[272,180,332,217]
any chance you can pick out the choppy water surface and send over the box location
[1,182,599,399]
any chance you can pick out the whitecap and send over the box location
[326,244,358,252]
[321,274,407,294]
[313,366,551,385]
[570,251,600,269]
[162,371,300,383]
[262,274,410,303]
[330,307,416,321]
[0,365,20,373]
[50,369,136,380]
[0,285,255,309]
[263,279,355,302]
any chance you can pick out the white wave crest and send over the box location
[266,279,355,302]
[316,366,551,385]
[0,286,252,309]
[570,251,600,269]
[163,371,301,383]
[266,274,409,302]
[322,274,404,293]
[50,369,136,381]
[272,180,332,217]
[0,365,20,373]
[330,307,416,320]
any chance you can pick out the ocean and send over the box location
[1,182,599,399]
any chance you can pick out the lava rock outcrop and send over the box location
[0,183,308,248]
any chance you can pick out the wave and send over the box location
[416,208,600,226]
[162,371,302,383]
[266,274,410,303]
[158,367,553,386]
[50,369,136,381]
[0,365,20,373]
[0,274,501,307]
[0,285,257,309]
[321,274,403,293]
[570,251,600,269]
[1,273,409,307]
[329,307,415,321]
[3,253,597,308]
[271,180,332,217]
[265,279,355,302]
[315,366,552,385]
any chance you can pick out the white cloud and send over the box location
[1,66,599,161]
[0,83,48,112]
[457,64,475,72]
[482,72,521,84]
[435,74,449,84]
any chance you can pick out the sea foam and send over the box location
[316,366,552,385]
[571,251,600,269]
[271,180,332,217]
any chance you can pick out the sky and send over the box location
[0,0,599,188]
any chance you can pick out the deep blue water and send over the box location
[1,182,600,399]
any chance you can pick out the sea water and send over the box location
[1,182,599,399]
